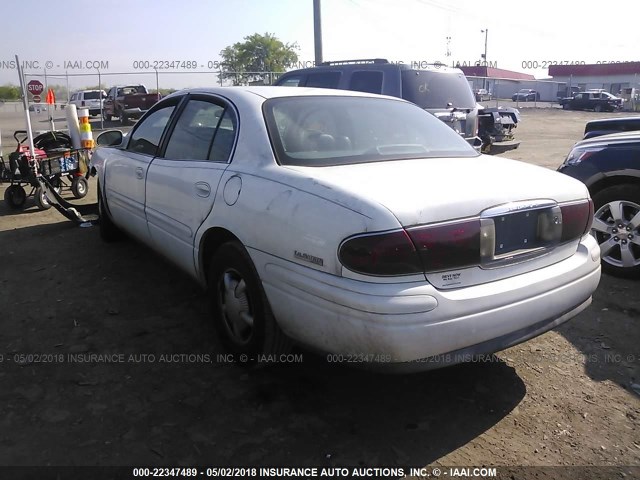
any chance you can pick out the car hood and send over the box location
[286,156,589,226]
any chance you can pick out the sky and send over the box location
[2,0,639,92]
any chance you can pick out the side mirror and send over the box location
[97,130,124,147]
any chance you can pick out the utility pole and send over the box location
[481,29,488,90]
[313,0,323,66]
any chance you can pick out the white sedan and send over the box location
[92,87,601,370]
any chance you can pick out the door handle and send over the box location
[195,181,211,198]
[135,167,144,179]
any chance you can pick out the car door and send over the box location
[144,94,238,274]
[104,98,180,244]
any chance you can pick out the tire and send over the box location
[4,184,27,209]
[34,186,52,210]
[208,241,292,359]
[103,111,112,122]
[98,184,124,242]
[594,104,603,113]
[119,111,129,126]
[563,103,570,110]
[71,177,88,199]
[591,184,640,278]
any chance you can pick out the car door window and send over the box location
[305,72,341,88]
[127,105,175,156]
[278,75,304,87]
[209,109,237,162]
[349,71,383,94]
[164,99,233,161]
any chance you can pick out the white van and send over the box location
[69,90,106,116]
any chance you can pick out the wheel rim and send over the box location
[76,180,86,195]
[592,200,640,269]
[218,268,254,345]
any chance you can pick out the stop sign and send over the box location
[27,80,44,96]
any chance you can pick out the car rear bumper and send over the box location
[254,234,601,368]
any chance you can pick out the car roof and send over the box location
[279,62,464,75]
[164,86,408,103]
[577,130,640,147]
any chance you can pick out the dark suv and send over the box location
[558,131,640,278]
[275,59,480,147]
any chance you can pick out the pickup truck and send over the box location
[559,91,623,112]
[102,85,160,125]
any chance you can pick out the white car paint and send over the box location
[91,86,601,370]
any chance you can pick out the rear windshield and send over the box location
[263,96,478,167]
[401,70,475,109]
[83,91,101,100]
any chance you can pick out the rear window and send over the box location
[83,91,101,100]
[401,70,475,109]
[263,96,478,167]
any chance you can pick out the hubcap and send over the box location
[591,200,640,269]
[219,269,254,345]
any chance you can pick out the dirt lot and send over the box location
[0,108,638,477]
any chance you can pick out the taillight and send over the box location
[339,230,422,276]
[560,199,594,242]
[407,219,481,272]
[564,147,603,166]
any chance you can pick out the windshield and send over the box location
[263,96,478,167]
[401,70,476,109]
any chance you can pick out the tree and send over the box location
[0,84,21,101]
[219,32,299,86]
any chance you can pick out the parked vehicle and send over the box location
[582,116,640,139]
[474,88,490,101]
[28,103,47,112]
[102,85,160,125]
[69,90,106,116]
[92,87,600,370]
[512,89,540,102]
[274,58,521,155]
[557,86,580,101]
[558,131,640,278]
[559,91,623,112]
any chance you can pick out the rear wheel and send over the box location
[563,103,571,110]
[208,242,292,359]
[4,185,27,209]
[102,110,112,122]
[71,177,88,199]
[591,184,640,278]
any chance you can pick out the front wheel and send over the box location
[594,104,603,113]
[98,184,124,242]
[102,111,112,122]
[591,184,640,278]
[208,242,292,359]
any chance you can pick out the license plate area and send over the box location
[480,201,562,268]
